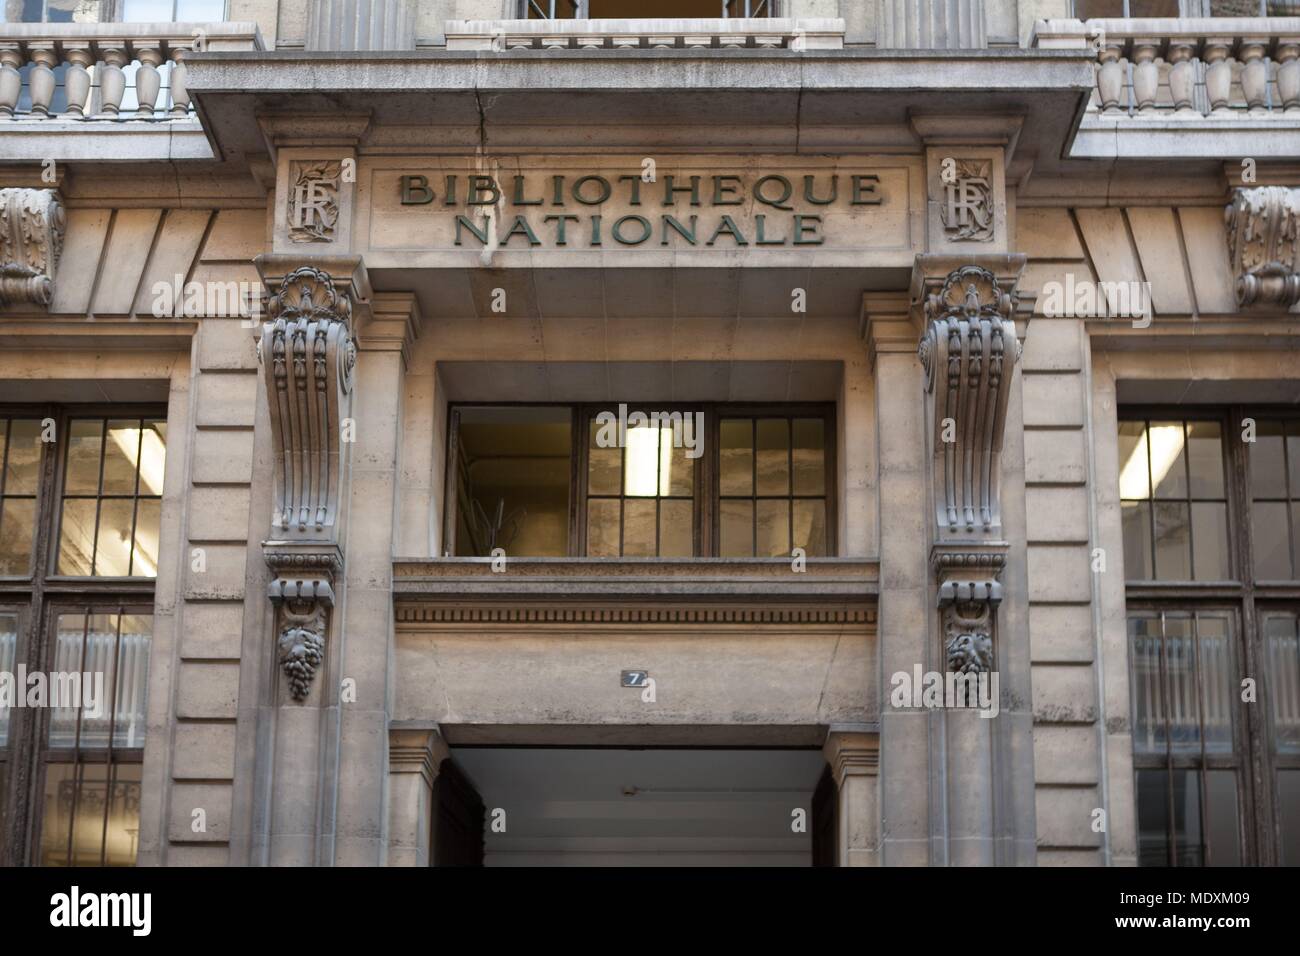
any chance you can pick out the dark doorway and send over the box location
[432,758,485,866]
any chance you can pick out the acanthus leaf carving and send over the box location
[0,187,64,307]
[1225,186,1300,309]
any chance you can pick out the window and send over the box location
[524,0,773,18]
[1075,0,1300,14]
[0,0,224,21]
[0,407,165,867]
[446,404,833,559]
[1120,408,1300,866]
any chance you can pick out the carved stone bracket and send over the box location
[0,187,64,307]
[265,545,343,703]
[916,263,1020,540]
[932,547,1006,677]
[257,264,357,540]
[255,256,368,706]
[1225,186,1300,309]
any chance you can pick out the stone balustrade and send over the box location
[1035,17,1300,117]
[444,17,845,51]
[0,22,263,120]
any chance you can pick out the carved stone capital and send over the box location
[0,187,64,307]
[914,258,1023,541]
[265,543,342,703]
[1225,186,1300,308]
[822,728,879,786]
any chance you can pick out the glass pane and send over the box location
[102,420,142,495]
[113,615,151,749]
[1164,615,1200,752]
[719,499,753,557]
[1129,615,1165,755]
[0,612,16,747]
[756,499,789,557]
[1149,421,1187,499]
[94,499,135,577]
[1280,771,1300,866]
[0,761,6,859]
[755,419,790,496]
[1136,769,1171,867]
[176,0,225,18]
[1073,0,1125,14]
[1253,501,1292,579]
[1265,614,1300,753]
[1196,614,1234,754]
[56,499,97,576]
[1122,501,1153,580]
[76,613,119,749]
[719,420,753,496]
[64,419,103,495]
[40,762,142,867]
[1117,420,1150,500]
[132,498,161,578]
[793,499,826,556]
[4,419,43,494]
[588,419,621,497]
[1170,769,1204,867]
[1251,420,1288,499]
[792,419,825,496]
[40,762,76,866]
[585,499,619,557]
[1186,421,1225,498]
[1191,502,1229,581]
[0,497,35,575]
[139,421,166,496]
[1204,770,1241,867]
[660,429,693,498]
[46,0,102,22]
[122,0,173,20]
[622,425,659,498]
[622,499,656,556]
[1153,501,1190,581]
[48,614,85,748]
[455,406,571,557]
[1129,0,1181,14]
[659,498,692,557]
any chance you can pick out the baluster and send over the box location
[98,46,127,116]
[1132,40,1159,113]
[1168,41,1197,115]
[27,45,57,117]
[168,48,190,117]
[0,46,21,118]
[1204,39,1232,116]
[134,46,162,116]
[1239,39,1267,113]
[1276,40,1299,114]
[1097,43,1126,115]
[64,45,93,117]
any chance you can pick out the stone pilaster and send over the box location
[251,254,371,865]
[388,728,450,867]
[862,289,931,866]
[911,253,1035,865]
[878,0,987,50]
[822,727,881,866]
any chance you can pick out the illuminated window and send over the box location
[1121,407,1300,865]
[0,406,164,866]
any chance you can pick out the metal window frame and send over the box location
[0,403,162,868]
[1121,403,1300,866]
[443,401,836,559]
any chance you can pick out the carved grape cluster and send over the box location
[278,625,324,702]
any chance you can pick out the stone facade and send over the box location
[0,0,1297,867]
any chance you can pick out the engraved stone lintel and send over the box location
[1225,186,1300,308]
[0,187,64,307]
